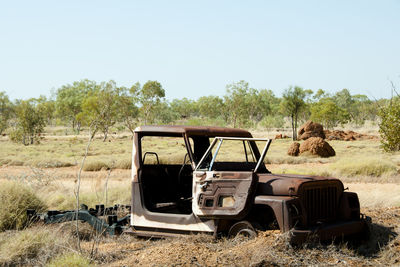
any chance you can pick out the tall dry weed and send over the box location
[0,227,72,266]
[0,180,46,231]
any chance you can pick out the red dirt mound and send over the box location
[287,142,300,156]
[275,134,290,139]
[324,130,377,141]
[299,137,335,157]
[298,121,325,140]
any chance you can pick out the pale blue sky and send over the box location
[1,0,399,100]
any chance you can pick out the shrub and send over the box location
[48,252,92,267]
[115,158,132,169]
[379,97,400,151]
[34,160,74,168]
[0,158,11,166]
[0,228,68,266]
[9,160,24,166]
[0,180,46,231]
[83,161,109,171]
[9,128,24,143]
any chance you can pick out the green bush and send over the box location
[0,180,46,231]
[379,97,400,151]
[9,128,24,143]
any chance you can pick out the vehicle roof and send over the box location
[134,125,252,137]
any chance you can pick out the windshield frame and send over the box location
[194,137,272,173]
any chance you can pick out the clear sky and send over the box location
[0,0,399,101]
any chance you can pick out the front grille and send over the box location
[302,186,338,225]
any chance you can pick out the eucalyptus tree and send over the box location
[0,91,13,135]
[280,86,310,140]
[12,98,46,145]
[55,79,97,133]
[79,80,122,141]
[131,81,165,124]
[224,80,258,128]
[196,95,224,119]
[310,97,350,129]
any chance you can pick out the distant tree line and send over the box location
[0,79,391,146]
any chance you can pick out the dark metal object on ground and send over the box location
[27,204,131,236]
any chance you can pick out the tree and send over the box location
[281,86,310,140]
[134,81,165,124]
[258,89,280,118]
[310,97,350,129]
[0,91,13,135]
[313,89,328,101]
[12,99,46,145]
[36,95,56,125]
[170,98,197,119]
[224,80,257,128]
[379,96,400,152]
[78,80,121,141]
[351,94,375,125]
[55,79,97,132]
[118,86,139,134]
[245,88,263,123]
[196,95,224,119]
[153,100,178,124]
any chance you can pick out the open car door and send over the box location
[192,137,271,219]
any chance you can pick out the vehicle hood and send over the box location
[256,173,344,196]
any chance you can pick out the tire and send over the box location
[228,221,257,239]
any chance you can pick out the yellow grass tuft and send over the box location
[47,252,92,267]
[0,180,46,231]
[0,227,71,266]
[83,161,109,171]
[331,157,397,177]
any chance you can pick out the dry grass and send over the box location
[115,158,132,169]
[83,160,110,171]
[0,227,73,266]
[0,136,132,169]
[0,180,47,231]
[47,252,92,267]
[347,183,400,208]
[331,157,397,177]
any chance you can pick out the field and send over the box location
[0,127,399,266]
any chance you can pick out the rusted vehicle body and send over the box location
[129,125,368,241]
[29,125,368,242]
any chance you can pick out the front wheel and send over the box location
[228,221,257,239]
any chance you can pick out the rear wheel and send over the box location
[228,221,257,239]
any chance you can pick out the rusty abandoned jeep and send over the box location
[29,125,369,242]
